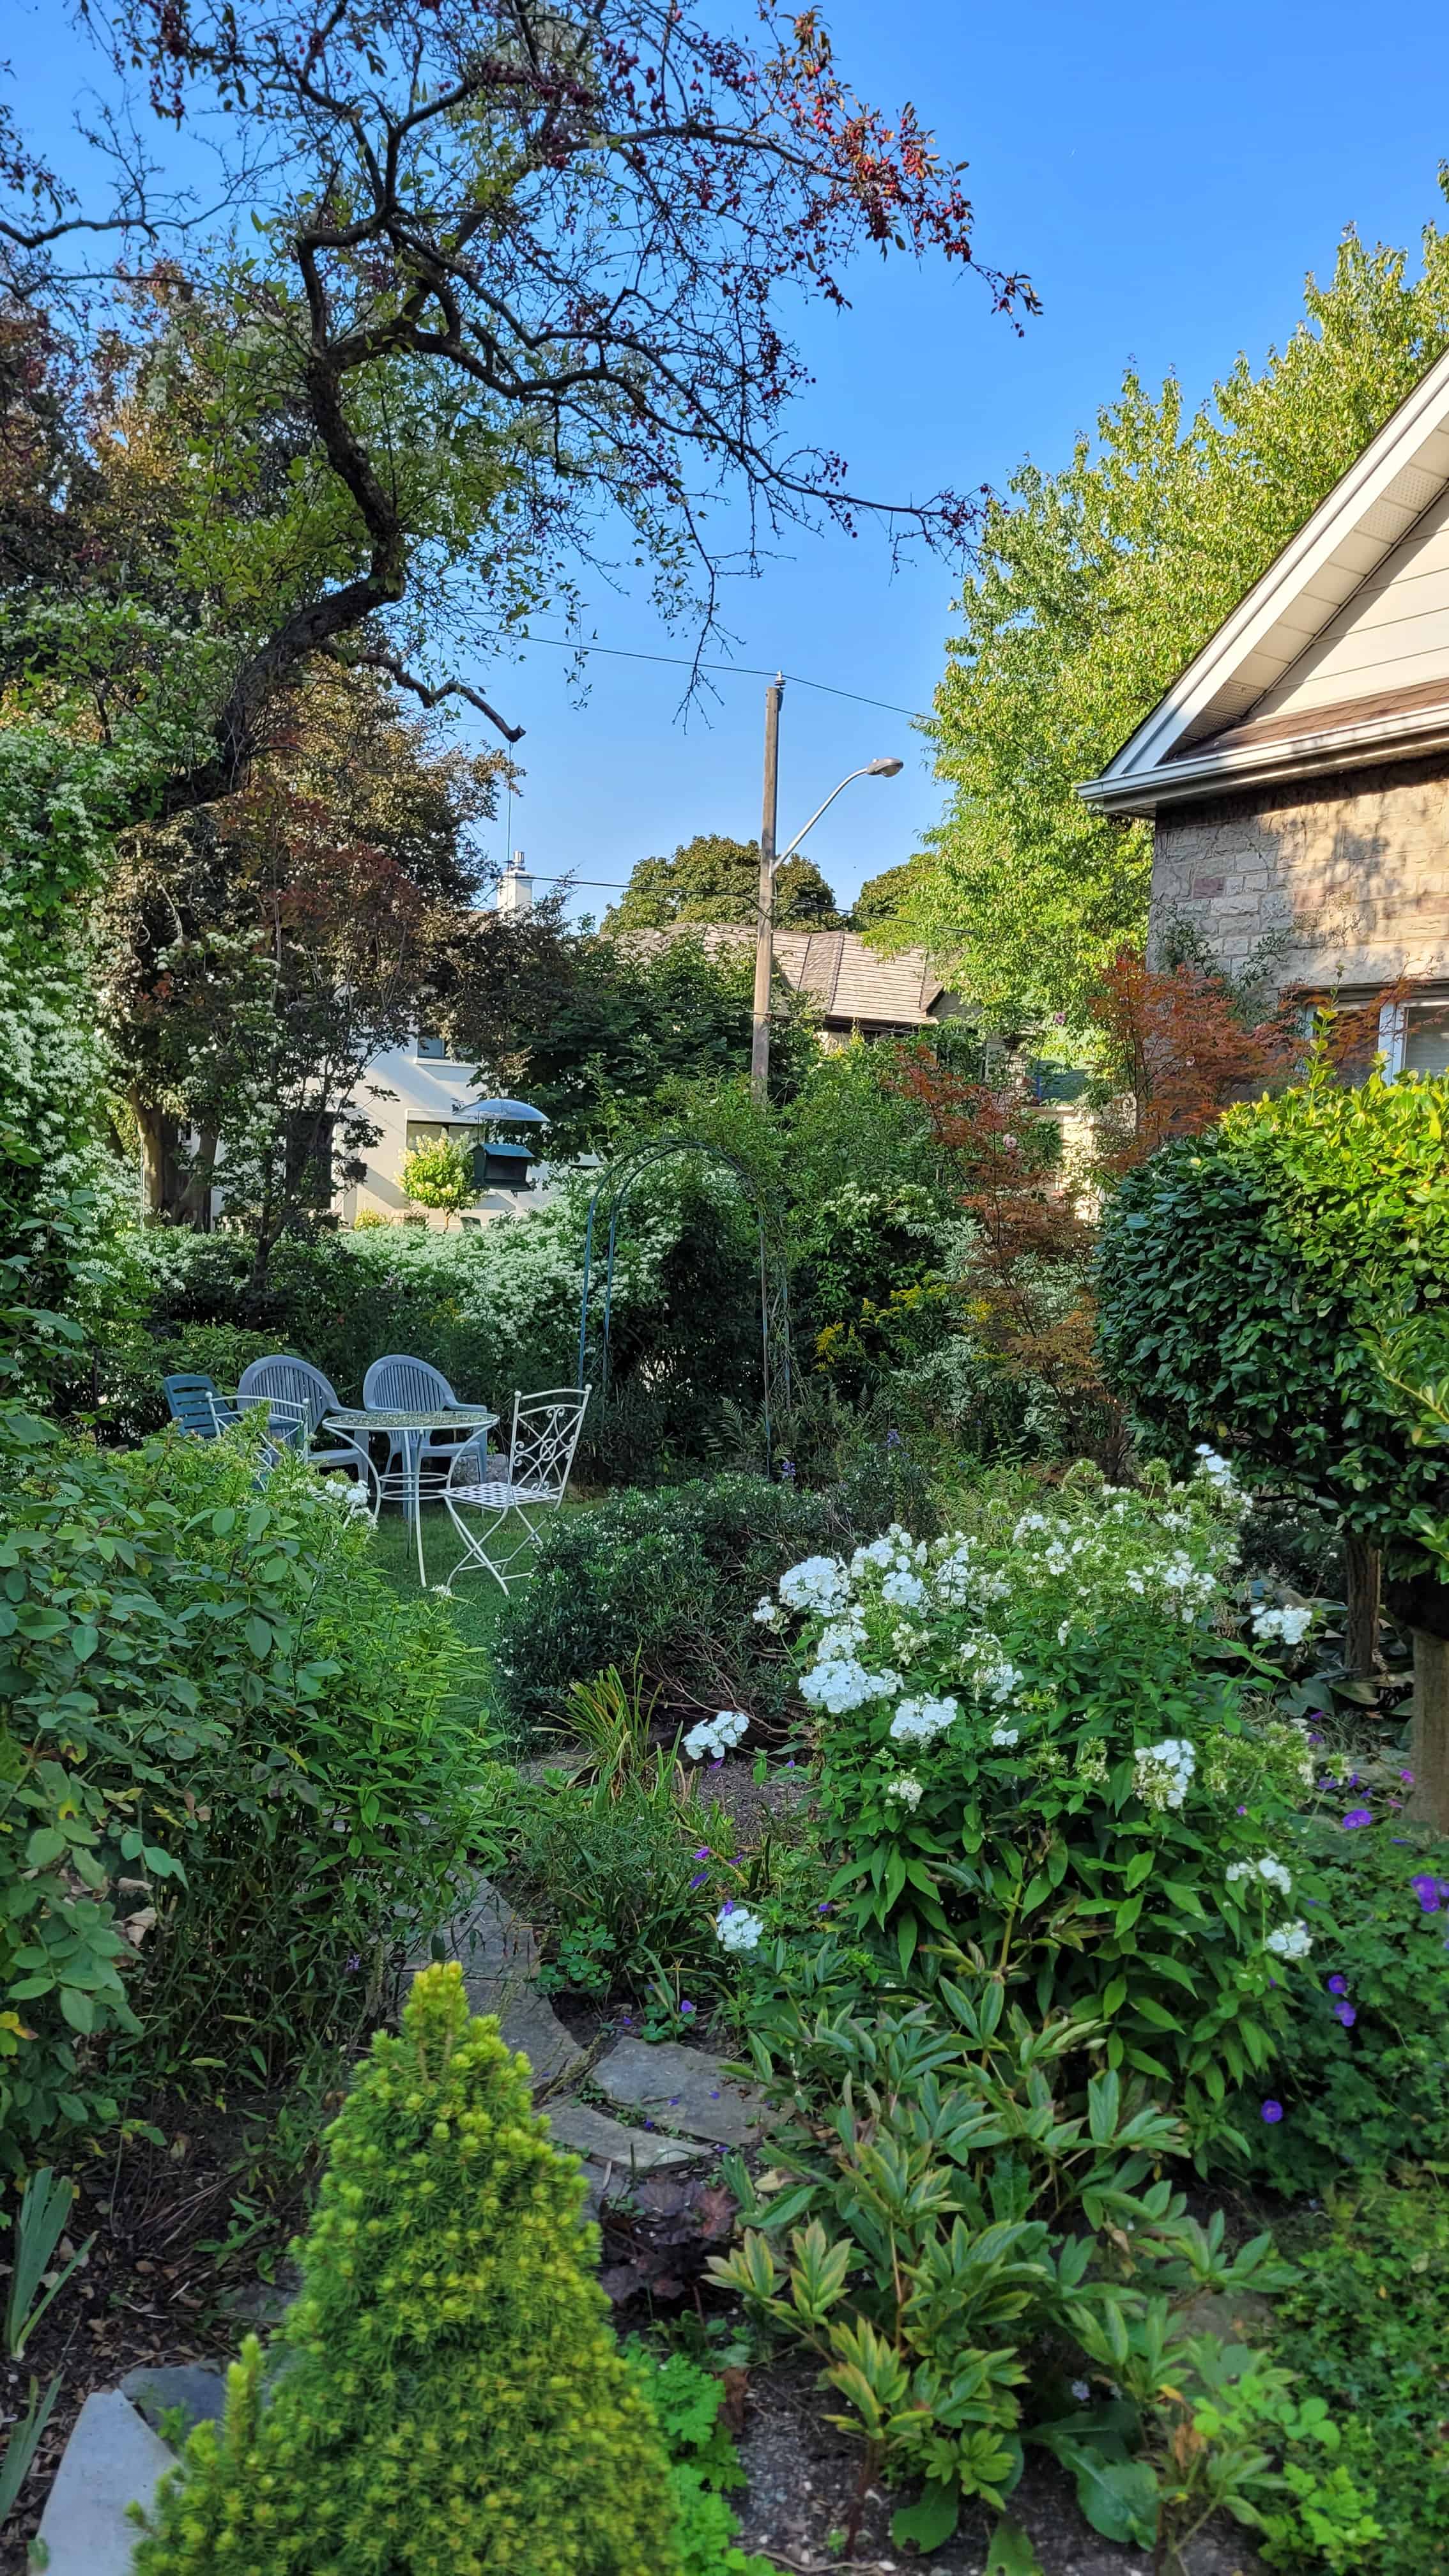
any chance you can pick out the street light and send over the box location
[749,691,904,1101]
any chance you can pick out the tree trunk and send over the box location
[1343,1532,1383,1679]
[1409,1629,1449,1832]
[132,1094,174,1223]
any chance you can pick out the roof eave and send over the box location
[1079,700,1449,817]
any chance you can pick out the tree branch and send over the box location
[319,643,525,744]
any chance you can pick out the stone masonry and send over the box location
[1149,751,1449,993]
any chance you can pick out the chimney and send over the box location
[496,849,533,920]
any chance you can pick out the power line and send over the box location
[476,625,926,722]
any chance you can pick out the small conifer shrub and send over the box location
[128,1963,682,2575]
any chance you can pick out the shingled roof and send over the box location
[618,923,953,1027]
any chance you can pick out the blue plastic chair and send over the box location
[162,1374,238,1438]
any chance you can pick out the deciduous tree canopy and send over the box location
[604,831,841,930]
[885,215,1449,1030]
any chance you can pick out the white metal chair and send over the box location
[443,1386,591,1593]
[362,1354,492,1493]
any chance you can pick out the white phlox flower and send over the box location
[889,1695,959,1747]
[752,1596,782,1627]
[989,1724,1019,1749]
[1133,1737,1196,1813]
[799,1659,904,1715]
[683,1708,750,1762]
[881,1567,926,1610]
[714,1901,765,1954]
[779,1555,849,1615]
[1264,1919,1312,1961]
[884,1774,924,1811]
[1252,1604,1314,1646]
[1193,1443,1238,1494]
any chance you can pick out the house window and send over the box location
[1378,997,1449,1079]
[414,1027,446,1060]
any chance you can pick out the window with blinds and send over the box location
[1402,1002,1449,1078]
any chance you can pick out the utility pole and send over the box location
[750,674,784,1104]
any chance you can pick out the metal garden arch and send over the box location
[575,1138,793,1468]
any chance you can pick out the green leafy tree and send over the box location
[1096,1061,1449,1825]
[128,1961,683,2575]
[401,1137,477,1228]
[892,214,1449,1025]
[606,832,841,931]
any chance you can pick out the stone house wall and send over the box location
[1149,751,1449,993]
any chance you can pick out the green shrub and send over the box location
[1096,1061,1449,1577]
[490,1466,939,1739]
[128,1963,682,2575]
[507,1767,746,2007]
[1250,1814,1449,2189]
[762,1461,1317,2141]
[0,1427,475,2146]
[1268,2181,1449,2576]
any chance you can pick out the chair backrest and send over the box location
[505,1384,592,1500]
[236,1354,341,1437]
[163,1373,227,1439]
[362,1354,457,1414]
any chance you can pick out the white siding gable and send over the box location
[1250,484,1449,722]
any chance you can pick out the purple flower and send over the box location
[816,1901,832,1913]
[1412,1873,1442,1913]
[680,2000,696,2016]
[1342,1808,1373,1830]
[1261,2099,1284,2124]
[886,1429,903,1451]
[1307,1730,1324,1746]
[1327,1975,1348,1995]
[693,1847,711,1861]
[1400,1769,1416,1786]
[1236,1804,1247,1816]
[1333,2000,1356,2027]
[719,1897,735,1916]
[688,1873,708,1890]
[1347,1772,1360,1789]
[779,1459,795,1482]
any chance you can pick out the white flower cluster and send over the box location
[850,1526,927,1578]
[889,1695,960,1747]
[1264,1918,1313,1961]
[714,1901,764,1954]
[778,1554,850,1615]
[1132,1737,1196,1813]
[989,1723,1020,1749]
[799,1659,903,1715]
[1252,1604,1314,1647]
[683,1709,749,1762]
[751,1595,783,1628]
[884,1773,924,1810]
[1226,1853,1292,1896]
[882,1566,926,1609]
[1193,1443,1239,1494]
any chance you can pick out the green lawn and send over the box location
[364,1492,592,1655]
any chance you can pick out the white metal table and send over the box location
[325,1405,498,1588]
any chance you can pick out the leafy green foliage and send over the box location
[630,2349,777,2576]
[1268,2182,1449,2576]
[1097,1062,1449,1579]
[128,1963,682,2575]
[1250,1815,1449,2189]
[714,1949,1291,2549]
[489,1468,939,1739]
[899,218,1449,1022]
[504,1765,749,2006]
[604,832,840,931]
[767,1464,1315,2137]
[399,1135,477,1224]
[0,1425,474,2147]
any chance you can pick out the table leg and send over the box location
[406,1429,427,1588]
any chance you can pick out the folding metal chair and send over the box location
[443,1386,591,1592]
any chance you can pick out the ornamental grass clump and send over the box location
[128,1963,680,2576]
[765,1461,1318,2142]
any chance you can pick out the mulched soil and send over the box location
[730,2352,1261,2576]
[0,2095,318,2575]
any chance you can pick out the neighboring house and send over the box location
[339,855,590,1229]
[1078,345,1449,1076]
[623,922,961,1041]
[336,864,957,1227]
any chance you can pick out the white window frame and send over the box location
[1378,990,1449,1080]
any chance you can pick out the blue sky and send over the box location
[12,0,1449,912]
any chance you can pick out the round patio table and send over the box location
[325,1406,498,1588]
